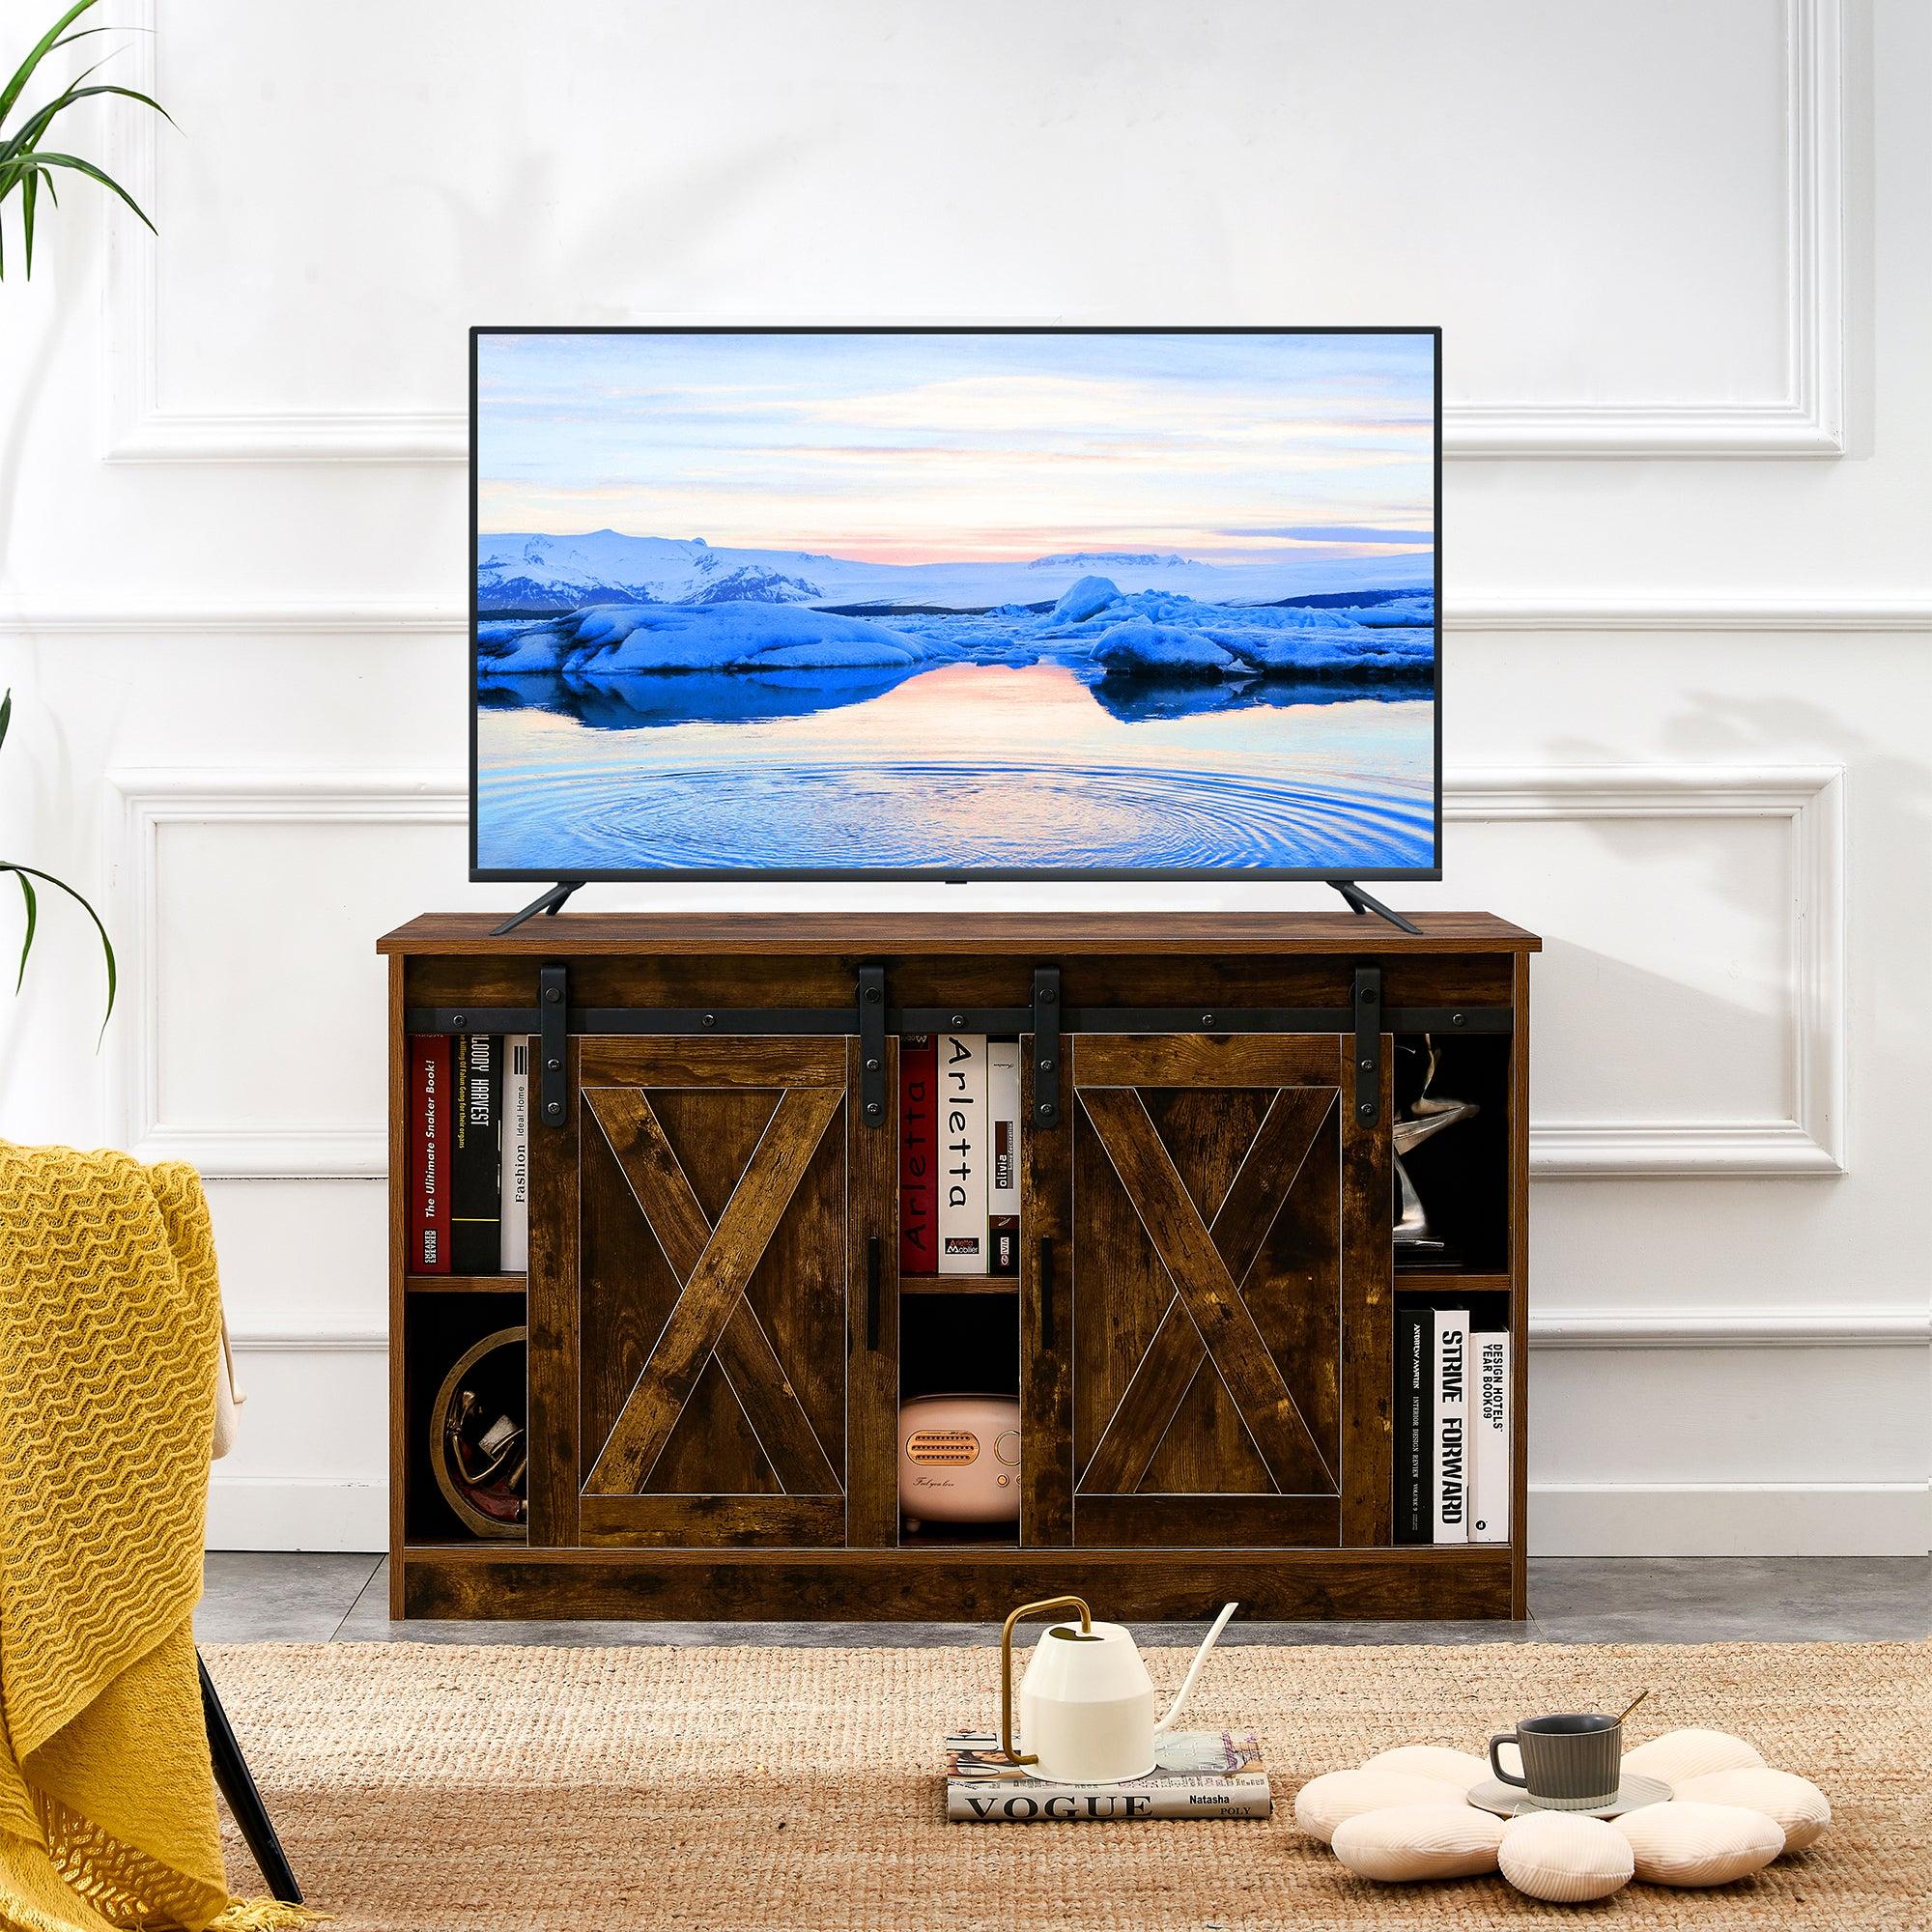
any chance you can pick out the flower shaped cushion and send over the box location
[1614,1800,1785,1887]
[1497,1810,1635,1902]
[1358,1744,1489,1790]
[1620,1727,1765,1785]
[1331,1804,1505,1881]
[1293,1769,1471,1845]
[1673,1769,1831,1851]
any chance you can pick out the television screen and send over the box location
[471,327,1439,881]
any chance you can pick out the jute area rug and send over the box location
[202,1639,1929,1932]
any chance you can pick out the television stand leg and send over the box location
[1330,880,1421,935]
[491,882,581,936]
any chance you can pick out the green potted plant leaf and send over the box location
[1,0,171,277]
[1,692,116,1038]
[3,2,169,1037]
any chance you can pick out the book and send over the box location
[451,1033,503,1275]
[987,1038,1021,1275]
[499,1036,531,1271]
[1470,1325,1511,1543]
[1432,1305,1469,1544]
[988,1217,1019,1276]
[937,1033,987,1273]
[1394,1301,1431,1544]
[410,1035,452,1274]
[898,1033,938,1273]
[945,1729,1272,1823]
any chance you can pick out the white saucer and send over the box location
[1467,1771,1672,1820]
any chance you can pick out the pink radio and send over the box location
[897,1393,1021,1529]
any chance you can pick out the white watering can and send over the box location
[997,1594,1239,1783]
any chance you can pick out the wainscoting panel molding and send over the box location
[104,771,465,1176]
[1528,1482,1931,1559]
[1450,765,1846,1176]
[211,1311,1928,1553]
[99,0,459,469]
[1529,1306,1927,1350]
[99,0,1842,463]
[0,606,467,638]
[1447,0,1842,457]
[12,591,1932,637]
[226,1305,1932,1359]
[103,763,1844,1179]
[205,1477,390,1553]
[1442,595,1932,634]
[13,591,1932,637]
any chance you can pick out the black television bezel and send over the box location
[469,323,1442,885]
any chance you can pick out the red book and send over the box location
[899,1033,937,1273]
[412,1035,452,1273]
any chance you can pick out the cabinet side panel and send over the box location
[847,1035,900,1547]
[1340,1033,1395,1547]
[1511,954,1531,1617]
[1020,1040,1072,1545]
[388,956,408,1612]
[527,1035,582,1547]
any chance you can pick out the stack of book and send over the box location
[1394,1299,1511,1544]
[944,1730,1271,1822]
[409,1034,530,1274]
[899,1034,1022,1275]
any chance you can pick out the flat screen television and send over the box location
[471,326,1439,883]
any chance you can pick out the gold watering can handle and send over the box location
[998,1595,1093,1764]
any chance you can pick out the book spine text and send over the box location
[499,1036,530,1271]
[1432,1305,1469,1544]
[899,1034,938,1273]
[1394,1302,1430,1544]
[1470,1327,1511,1543]
[949,1782,1273,1823]
[937,1034,987,1273]
[411,1034,451,1274]
[451,1033,502,1275]
[987,1037,1021,1275]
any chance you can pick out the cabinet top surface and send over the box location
[379,910,1540,956]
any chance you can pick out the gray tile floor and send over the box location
[196,1553,1931,1647]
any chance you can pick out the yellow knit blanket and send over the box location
[0,1145,314,1932]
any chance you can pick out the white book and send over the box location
[987,1037,1021,1222]
[1469,1329,1510,1543]
[1432,1306,1469,1544]
[937,1033,987,1272]
[499,1037,530,1270]
[945,1729,1272,1823]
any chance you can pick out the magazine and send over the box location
[944,1729,1271,1822]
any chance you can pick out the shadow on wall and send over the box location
[1526,945,1811,1132]
[1510,684,1932,1158]
[420,128,822,323]
[1545,687,1931,929]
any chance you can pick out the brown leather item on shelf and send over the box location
[447,1393,528,1524]
[430,1327,529,1539]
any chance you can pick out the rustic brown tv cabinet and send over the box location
[379,911,1538,1622]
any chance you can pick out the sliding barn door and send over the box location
[1024,1034,1391,1549]
[532,1037,857,1548]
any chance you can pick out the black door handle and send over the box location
[1037,1236,1055,1350]
[866,1235,881,1351]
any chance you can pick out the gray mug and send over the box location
[1488,1714,1621,1809]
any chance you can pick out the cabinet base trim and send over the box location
[396,1546,1519,1622]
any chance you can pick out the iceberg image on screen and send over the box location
[473,329,1437,876]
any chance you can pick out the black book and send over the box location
[451,1033,503,1274]
[1394,1301,1433,1544]
[988,1216,1019,1276]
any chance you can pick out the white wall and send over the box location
[1,0,1924,1557]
